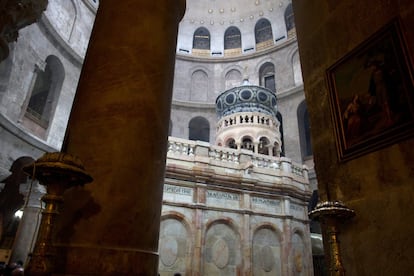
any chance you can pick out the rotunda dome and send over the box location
[176,0,295,58]
[216,83,277,118]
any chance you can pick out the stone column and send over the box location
[10,182,45,265]
[236,142,241,150]
[54,1,185,275]
[253,142,259,154]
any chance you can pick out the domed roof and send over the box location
[216,83,277,118]
[176,0,294,58]
[184,0,277,22]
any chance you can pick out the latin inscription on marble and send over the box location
[251,196,282,213]
[207,191,240,200]
[163,184,193,203]
[252,197,280,206]
[206,190,240,208]
[164,184,192,195]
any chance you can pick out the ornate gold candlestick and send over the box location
[309,201,355,276]
[23,152,92,276]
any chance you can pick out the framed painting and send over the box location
[326,18,414,162]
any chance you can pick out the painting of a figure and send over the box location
[327,18,414,161]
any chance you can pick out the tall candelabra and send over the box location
[23,152,92,276]
[309,201,355,276]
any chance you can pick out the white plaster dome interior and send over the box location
[176,0,295,57]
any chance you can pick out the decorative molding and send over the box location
[0,113,57,152]
[176,37,297,63]
[38,14,84,67]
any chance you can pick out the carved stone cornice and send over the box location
[0,0,48,61]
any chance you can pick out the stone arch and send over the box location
[161,211,194,241]
[291,230,306,275]
[284,46,303,87]
[258,136,271,155]
[203,219,241,275]
[193,27,210,50]
[221,64,244,90]
[190,69,209,102]
[255,18,273,44]
[225,137,237,149]
[297,100,312,159]
[45,0,77,40]
[158,212,193,275]
[22,55,65,138]
[285,3,296,37]
[240,135,255,152]
[189,116,210,142]
[259,62,276,92]
[224,26,242,50]
[252,225,283,275]
[224,69,242,90]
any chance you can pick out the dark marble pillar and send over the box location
[54,1,185,275]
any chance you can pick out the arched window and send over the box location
[224,26,241,50]
[190,70,208,102]
[193,27,210,50]
[285,3,296,37]
[259,62,276,93]
[292,51,303,86]
[255,18,273,50]
[258,137,270,155]
[276,112,285,157]
[241,136,254,152]
[297,101,313,158]
[225,69,242,90]
[189,116,210,142]
[226,138,237,149]
[25,55,65,130]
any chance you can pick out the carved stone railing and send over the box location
[216,112,278,133]
[208,146,240,164]
[167,138,195,156]
[167,136,309,188]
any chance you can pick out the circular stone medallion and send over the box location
[212,238,229,269]
[240,89,253,101]
[261,245,275,272]
[160,237,178,267]
[257,91,269,102]
[225,92,237,105]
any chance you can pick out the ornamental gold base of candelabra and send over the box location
[309,201,355,276]
[23,152,92,276]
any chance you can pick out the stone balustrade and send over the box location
[166,136,309,188]
[216,112,278,133]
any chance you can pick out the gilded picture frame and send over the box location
[326,18,414,162]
